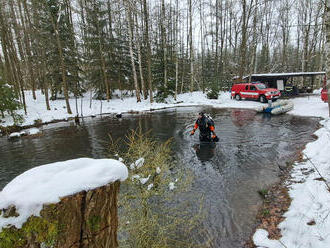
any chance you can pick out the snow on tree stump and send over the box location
[0,158,128,248]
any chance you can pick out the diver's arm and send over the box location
[191,123,198,135]
[209,125,216,136]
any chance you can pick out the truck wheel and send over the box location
[235,94,241,101]
[259,95,267,103]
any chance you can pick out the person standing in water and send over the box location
[190,112,218,142]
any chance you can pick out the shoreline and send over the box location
[0,104,205,135]
[244,150,307,248]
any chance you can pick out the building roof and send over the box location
[242,72,325,80]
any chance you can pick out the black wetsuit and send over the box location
[195,116,214,142]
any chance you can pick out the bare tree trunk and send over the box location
[50,14,72,114]
[174,0,179,100]
[239,0,254,80]
[142,0,153,102]
[20,0,37,100]
[200,0,205,92]
[126,0,141,102]
[248,0,258,83]
[215,0,219,82]
[95,12,111,102]
[189,0,194,92]
[41,50,51,111]
[239,0,247,80]
[326,0,330,116]
[161,0,167,88]
[135,13,147,100]
[0,4,27,114]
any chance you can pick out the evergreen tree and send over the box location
[0,80,22,122]
[83,0,112,100]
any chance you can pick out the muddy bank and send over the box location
[244,146,317,247]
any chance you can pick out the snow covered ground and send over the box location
[0,158,128,231]
[1,90,330,247]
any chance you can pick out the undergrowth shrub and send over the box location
[109,129,208,248]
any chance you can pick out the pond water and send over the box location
[0,107,320,247]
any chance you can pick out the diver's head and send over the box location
[198,112,205,119]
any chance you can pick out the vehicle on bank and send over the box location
[231,83,281,103]
[321,78,328,103]
[321,88,328,102]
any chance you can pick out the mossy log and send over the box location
[0,181,120,248]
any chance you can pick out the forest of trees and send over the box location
[0,0,326,114]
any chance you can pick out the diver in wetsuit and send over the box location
[190,112,218,142]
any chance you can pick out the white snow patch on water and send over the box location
[0,158,128,231]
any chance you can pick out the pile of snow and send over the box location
[139,175,150,185]
[289,95,329,119]
[27,128,40,135]
[147,184,153,190]
[130,157,145,170]
[8,132,21,139]
[8,128,41,139]
[313,88,323,94]
[253,119,330,248]
[0,158,128,231]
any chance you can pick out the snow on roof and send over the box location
[0,158,128,231]
[243,71,325,79]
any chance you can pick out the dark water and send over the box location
[0,107,319,247]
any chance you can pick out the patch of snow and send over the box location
[129,163,135,170]
[8,132,21,138]
[27,128,40,135]
[253,230,282,248]
[288,95,329,118]
[131,174,141,181]
[118,157,124,162]
[19,130,27,136]
[147,184,153,191]
[0,158,128,231]
[135,158,145,169]
[129,158,145,170]
[139,175,150,185]
[156,167,161,174]
[313,88,322,94]
[169,182,176,190]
